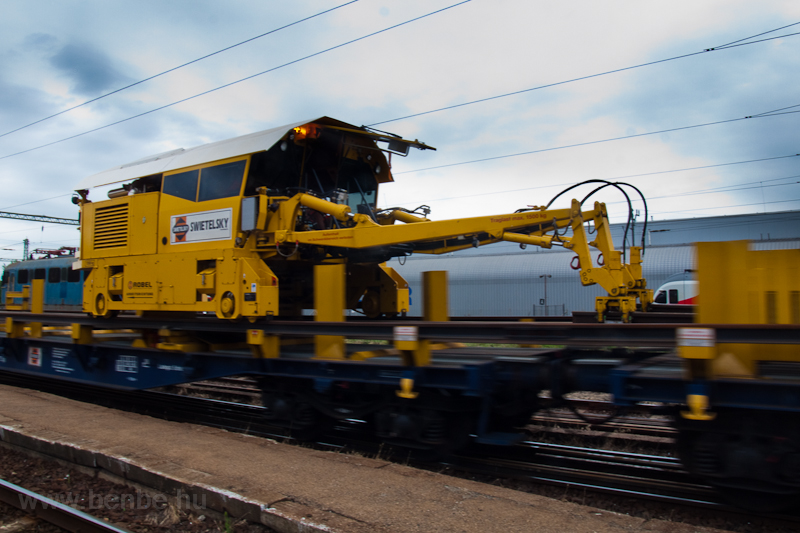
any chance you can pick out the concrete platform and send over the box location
[0,384,726,533]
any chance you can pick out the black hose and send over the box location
[619,182,649,256]
[546,179,634,262]
[578,182,633,262]
[580,181,649,256]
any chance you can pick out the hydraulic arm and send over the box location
[249,191,651,321]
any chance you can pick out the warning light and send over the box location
[292,124,321,142]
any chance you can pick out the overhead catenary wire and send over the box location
[0,12,795,231]
[0,1,362,140]
[394,108,800,175]
[0,16,795,164]
[7,152,798,214]
[656,197,800,216]
[0,0,473,162]
[394,153,800,205]
[707,20,800,49]
[602,175,800,206]
[368,24,800,127]
[0,193,72,212]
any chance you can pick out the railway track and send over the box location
[2,372,799,526]
[451,442,717,505]
[530,398,676,441]
[0,477,132,533]
[173,377,678,442]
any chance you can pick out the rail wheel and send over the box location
[259,380,334,440]
[675,408,800,512]
[286,401,334,441]
[375,392,477,457]
[489,386,539,432]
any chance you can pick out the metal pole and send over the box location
[539,274,551,315]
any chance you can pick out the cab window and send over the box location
[163,169,199,201]
[668,289,679,304]
[48,268,61,283]
[244,145,301,196]
[654,290,666,304]
[339,158,377,213]
[198,160,246,202]
[17,269,29,284]
[67,268,81,283]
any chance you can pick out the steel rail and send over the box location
[459,443,709,497]
[1,311,798,347]
[450,442,800,523]
[448,453,726,509]
[0,478,132,533]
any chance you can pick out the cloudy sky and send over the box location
[0,0,798,262]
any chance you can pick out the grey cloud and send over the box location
[580,42,800,162]
[0,80,58,128]
[49,42,132,96]
[23,33,58,52]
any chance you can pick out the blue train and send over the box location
[1,255,85,312]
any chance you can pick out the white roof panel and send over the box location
[76,116,355,190]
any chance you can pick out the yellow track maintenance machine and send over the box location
[73,117,651,337]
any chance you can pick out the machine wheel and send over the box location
[93,293,117,318]
[360,289,381,318]
[218,291,236,319]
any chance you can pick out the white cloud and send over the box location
[0,0,798,264]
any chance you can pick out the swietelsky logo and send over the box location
[172,216,189,242]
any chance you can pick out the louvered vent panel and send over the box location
[94,204,129,249]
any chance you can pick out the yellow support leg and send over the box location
[396,378,419,399]
[409,340,431,366]
[5,318,25,339]
[314,264,346,360]
[393,326,432,366]
[29,279,44,338]
[422,271,448,321]
[71,324,94,345]
[156,329,206,352]
[681,394,716,421]
[248,329,280,358]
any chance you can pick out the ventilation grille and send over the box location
[94,204,129,249]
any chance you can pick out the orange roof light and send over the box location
[292,124,322,142]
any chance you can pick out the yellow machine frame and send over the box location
[679,241,800,378]
[74,118,651,324]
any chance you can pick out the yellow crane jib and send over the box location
[73,117,650,322]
